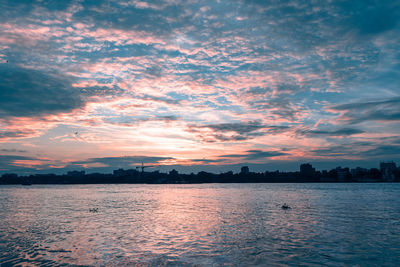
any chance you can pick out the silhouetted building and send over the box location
[169,169,179,176]
[113,169,125,177]
[1,160,398,184]
[113,168,138,177]
[300,163,315,175]
[67,170,85,176]
[380,162,396,182]
[0,173,18,184]
[335,167,350,181]
[351,167,368,178]
[240,166,249,175]
[320,169,336,182]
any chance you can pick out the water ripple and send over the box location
[0,183,400,266]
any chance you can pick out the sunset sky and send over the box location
[1,0,399,174]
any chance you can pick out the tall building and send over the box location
[380,162,396,181]
[240,166,249,175]
[335,167,350,181]
[300,163,315,175]
[169,169,179,177]
[351,167,367,178]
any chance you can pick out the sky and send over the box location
[0,0,400,174]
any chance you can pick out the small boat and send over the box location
[281,203,291,209]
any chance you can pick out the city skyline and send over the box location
[1,0,400,174]
[2,161,399,184]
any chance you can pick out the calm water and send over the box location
[0,183,399,266]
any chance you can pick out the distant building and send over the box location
[351,167,374,182]
[113,169,125,177]
[351,167,368,178]
[113,169,138,177]
[300,163,315,175]
[1,173,18,179]
[67,170,85,176]
[335,167,350,181]
[380,162,396,182]
[169,169,179,176]
[240,166,249,175]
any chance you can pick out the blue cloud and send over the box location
[72,156,174,167]
[330,97,400,124]
[0,66,83,117]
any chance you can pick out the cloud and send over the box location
[199,121,267,134]
[0,155,34,166]
[0,155,54,172]
[0,0,399,171]
[243,0,400,47]
[310,136,400,160]
[0,65,84,118]
[190,158,225,163]
[71,155,174,168]
[297,127,364,137]
[335,1,400,37]
[329,97,400,124]
[363,145,400,157]
[140,94,181,105]
[103,114,179,126]
[144,65,163,77]
[198,121,289,135]
[245,86,270,95]
[250,96,305,121]
[0,129,39,140]
[71,0,180,37]
[187,121,290,142]
[0,149,27,153]
[79,85,124,97]
[220,150,286,160]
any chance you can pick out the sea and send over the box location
[0,183,399,266]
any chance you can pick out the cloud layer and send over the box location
[0,0,399,173]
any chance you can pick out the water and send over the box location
[0,183,399,266]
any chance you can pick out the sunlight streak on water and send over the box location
[0,183,399,266]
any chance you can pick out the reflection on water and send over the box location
[0,183,400,266]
